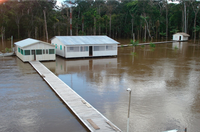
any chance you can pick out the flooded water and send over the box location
[1,41,200,132]
[0,57,88,132]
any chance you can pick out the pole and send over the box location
[70,1,72,36]
[127,88,132,132]
[184,2,187,33]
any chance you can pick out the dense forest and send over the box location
[0,0,200,43]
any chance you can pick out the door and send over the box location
[32,50,36,60]
[89,46,93,56]
[179,36,181,41]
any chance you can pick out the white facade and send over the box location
[51,36,119,58]
[173,32,190,41]
[15,38,55,62]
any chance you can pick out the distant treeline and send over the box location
[0,0,200,43]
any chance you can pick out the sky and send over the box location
[56,0,64,7]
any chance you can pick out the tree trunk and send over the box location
[166,4,168,41]
[194,13,197,43]
[17,24,20,39]
[82,16,84,34]
[43,9,48,42]
[94,17,96,35]
[182,9,184,32]
[35,26,38,39]
[99,6,101,35]
[109,14,111,37]
[144,25,146,42]
[28,30,31,38]
[184,2,187,33]
[1,26,4,44]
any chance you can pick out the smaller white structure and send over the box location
[167,0,180,4]
[15,38,55,62]
[51,36,119,58]
[173,32,190,41]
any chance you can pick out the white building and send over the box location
[15,38,56,62]
[173,32,190,41]
[51,36,119,58]
[167,0,180,4]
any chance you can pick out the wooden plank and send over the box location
[29,61,122,132]
[87,119,100,130]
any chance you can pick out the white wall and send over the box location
[173,34,188,41]
[15,42,55,62]
[51,37,118,58]
[51,38,65,57]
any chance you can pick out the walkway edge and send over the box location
[29,61,122,132]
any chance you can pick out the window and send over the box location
[46,49,48,54]
[106,45,116,50]
[24,50,30,55]
[18,47,20,53]
[60,45,62,50]
[36,49,42,55]
[21,49,23,55]
[55,44,57,49]
[43,49,45,54]
[67,47,79,52]
[80,46,88,52]
[94,46,105,51]
[49,49,55,54]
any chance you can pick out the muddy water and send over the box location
[0,57,88,132]
[1,41,200,132]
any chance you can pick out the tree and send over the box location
[190,0,200,43]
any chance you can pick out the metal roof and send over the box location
[173,32,190,37]
[53,36,119,45]
[15,38,40,47]
[15,38,53,48]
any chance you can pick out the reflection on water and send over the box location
[0,57,88,132]
[1,41,200,132]
[43,42,200,132]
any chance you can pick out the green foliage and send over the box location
[141,45,145,48]
[174,46,178,49]
[170,29,179,34]
[5,48,11,53]
[121,45,124,47]
[0,0,199,40]
[193,25,200,32]
[160,32,166,36]
[131,52,137,56]
[150,42,155,48]
[130,39,139,47]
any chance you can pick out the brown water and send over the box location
[1,41,200,132]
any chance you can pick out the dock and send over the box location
[29,61,121,132]
[118,40,177,47]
